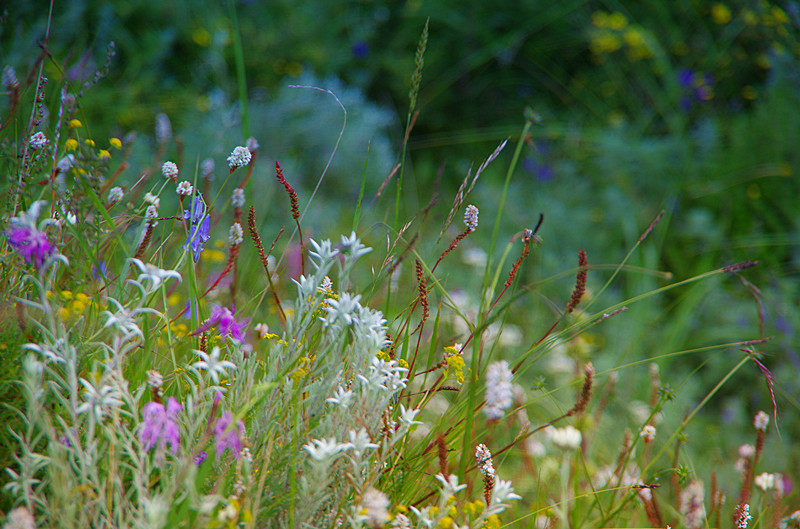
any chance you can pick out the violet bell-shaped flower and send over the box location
[183,195,210,262]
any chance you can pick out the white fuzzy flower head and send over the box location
[201,157,215,176]
[680,480,706,529]
[475,443,495,478]
[176,180,193,196]
[362,487,390,528]
[348,428,379,457]
[738,444,755,458]
[155,113,172,142]
[484,360,513,420]
[754,472,775,491]
[246,136,259,152]
[229,222,244,246]
[144,192,160,208]
[639,425,656,443]
[145,205,159,226]
[232,188,245,208]
[227,146,252,168]
[109,186,124,205]
[551,425,582,451]
[29,131,48,150]
[57,154,75,172]
[161,161,179,180]
[464,204,479,232]
[753,410,769,432]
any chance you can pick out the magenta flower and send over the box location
[190,305,248,343]
[214,411,245,459]
[5,225,55,268]
[140,397,182,454]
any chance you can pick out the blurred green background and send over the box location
[2,0,800,493]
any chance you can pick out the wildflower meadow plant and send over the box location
[1,22,792,529]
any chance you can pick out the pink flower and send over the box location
[5,225,55,268]
[214,411,245,459]
[191,305,248,343]
[140,397,182,454]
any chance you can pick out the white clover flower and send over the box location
[29,131,48,150]
[754,410,769,432]
[144,192,161,208]
[57,154,75,172]
[176,180,193,196]
[362,488,390,528]
[76,378,123,422]
[227,146,252,168]
[483,360,513,420]
[192,346,236,385]
[129,258,182,292]
[232,188,245,208]
[754,472,775,491]
[303,437,351,462]
[161,161,179,179]
[551,425,582,451]
[640,425,656,443]
[348,428,379,457]
[464,204,479,232]
[246,136,259,152]
[326,385,354,407]
[228,222,244,246]
[155,113,172,142]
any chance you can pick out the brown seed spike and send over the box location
[566,248,588,313]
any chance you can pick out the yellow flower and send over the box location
[607,11,628,30]
[65,139,78,150]
[68,119,82,128]
[438,516,454,529]
[711,3,732,24]
[85,139,95,147]
[202,249,226,263]
[109,137,122,149]
[591,11,609,27]
[483,514,501,529]
[98,149,111,160]
[446,356,465,384]
[61,290,73,300]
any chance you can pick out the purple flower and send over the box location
[183,195,211,262]
[677,69,714,112]
[191,305,248,342]
[140,397,182,454]
[214,411,245,459]
[194,451,208,465]
[4,225,55,268]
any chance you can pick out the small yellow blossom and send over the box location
[607,11,628,30]
[58,307,70,320]
[84,139,95,147]
[438,516,454,529]
[202,249,226,263]
[61,290,73,300]
[711,3,732,24]
[483,514,501,529]
[65,139,78,150]
[394,505,408,514]
[98,149,111,160]
[109,137,122,149]
[68,119,82,128]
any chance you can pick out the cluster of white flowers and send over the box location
[29,131,48,150]
[227,146,252,168]
[551,425,582,451]
[232,188,245,208]
[753,410,769,432]
[145,205,159,226]
[108,186,124,205]
[639,425,656,443]
[144,192,160,209]
[475,443,495,478]
[176,180,193,196]
[229,223,244,246]
[57,153,75,172]
[464,204,479,232]
[322,292,389,353]
[680,480,706,529]
[161,161,179,180]
[483,360,513,420]
[357,357,408,393]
